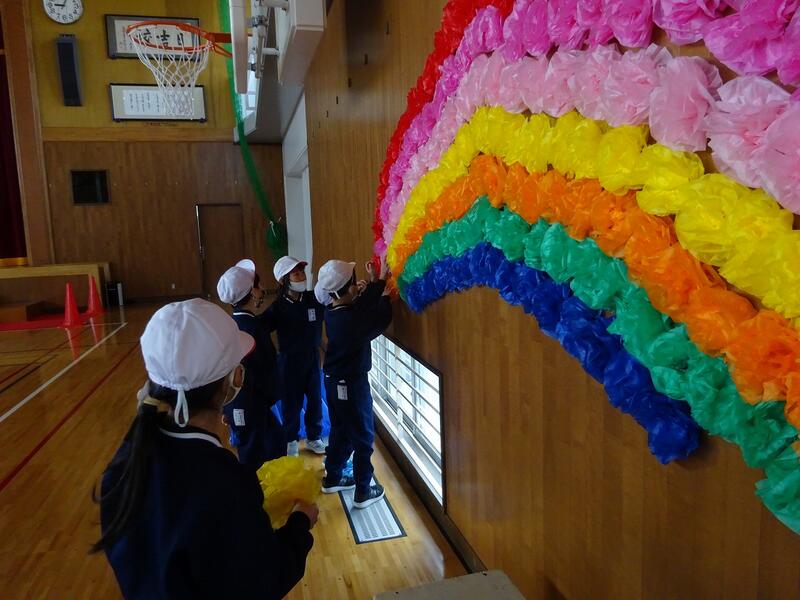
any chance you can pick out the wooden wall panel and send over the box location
[304,1,800,598]
[42,141,284,300]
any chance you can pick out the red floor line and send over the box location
[0,360,48,397]
[0,328,89,386]
[0,364,30,386]
[0,343,139,494]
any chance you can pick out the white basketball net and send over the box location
[127,25,211,117]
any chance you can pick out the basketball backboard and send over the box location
[229,0,325,93]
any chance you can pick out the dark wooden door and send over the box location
[196,204,245,301]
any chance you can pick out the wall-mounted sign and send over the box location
[109,84,207,122]
[105,14,200,59]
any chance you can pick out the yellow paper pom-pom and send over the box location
[597,125,648,194]
[257,456,320,528]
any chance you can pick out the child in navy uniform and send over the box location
[217,259,286,467]
[317,258,392,509]
[92,299,318,599]
[264,256,327,457]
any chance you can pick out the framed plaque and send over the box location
[109,84,207,122]
[105,14,200,59]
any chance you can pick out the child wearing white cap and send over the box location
[217,259,286,467]
[263,256,327,457]
[92,298,318,599]
[317,258,392,509]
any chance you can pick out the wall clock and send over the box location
[43,0,84,24]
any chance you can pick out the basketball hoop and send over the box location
[126,21,232,117]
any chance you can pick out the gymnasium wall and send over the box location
[31,0,232,133]
[303,1,800,598]
[1,0,284,302]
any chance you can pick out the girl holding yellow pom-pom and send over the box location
[91,299,318,599]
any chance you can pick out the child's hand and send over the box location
[292,501,319,528]
[365,261,377,282]
[356,279,367,293]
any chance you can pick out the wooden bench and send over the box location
[374,571,525,600]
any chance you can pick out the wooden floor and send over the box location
[0,304,464,599]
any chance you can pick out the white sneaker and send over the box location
[287,440,299,456]
[305,439,327,454]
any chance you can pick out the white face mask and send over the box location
[223,365,245,406]
[289,281,307,292]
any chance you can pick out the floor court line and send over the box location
[0,322,128,425]
[0,321,129,353]
[0,365,31,386]
[0,328,90,384]
[0,332,81,383]
[0,360,52,396]
[0,342,139,494]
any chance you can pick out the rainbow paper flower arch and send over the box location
[372,0,800,535]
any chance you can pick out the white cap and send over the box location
[314,280,332,306]
[217,259,256,305]
[273,256,307,282]
[317,260,356,299]
[140,298,254,426]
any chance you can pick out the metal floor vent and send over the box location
[338,478,406,544]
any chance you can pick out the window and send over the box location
[239,69,259,120]
[370,335,442,503]
[71,170,109,205]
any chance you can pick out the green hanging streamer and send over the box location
[218,0,287,260]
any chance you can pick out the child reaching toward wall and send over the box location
[317,258,392,509]
[217,259,286,467]
[264,256,327,457]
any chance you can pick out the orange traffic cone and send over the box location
[86,275,105,317]
[61,282,81,328]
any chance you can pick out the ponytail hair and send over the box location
[90,377,225,554]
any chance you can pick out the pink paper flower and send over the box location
[649,56,722,151]
[706,76,791,188]
[702,0,799,78]
[601,44,670,126]
[517,56,550,114]
[548,0,588,49]
[480,51,506,106]
[776,10,800,85]
[499,0,531,61]
[653,0,729,45]
[521,0,552,57]
[541,51,583,117]
[578,0,614,46]
[498,58,529,113]
[454,6,505,70]
[569,45,621,121]
[752,103,800,213]
[603,0,654,48]
[453,54,489,122]
[434,56,463,105]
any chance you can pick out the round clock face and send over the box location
[43,0,84,24]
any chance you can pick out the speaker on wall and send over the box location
[56,34,82,106]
